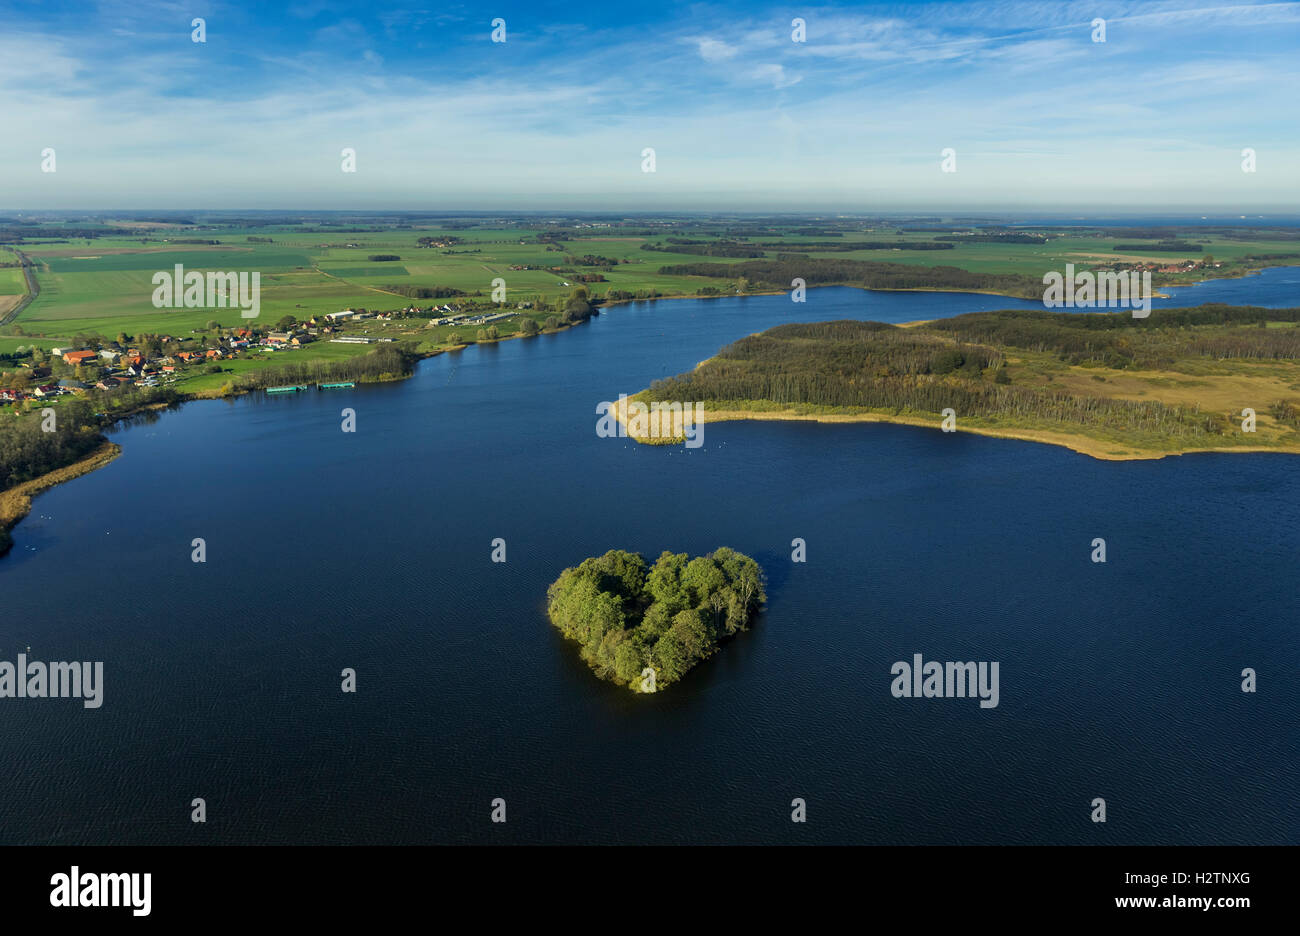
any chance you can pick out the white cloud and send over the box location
[691,37,739,62]
[0,1,1297,208]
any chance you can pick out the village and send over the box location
[0,300,522,408]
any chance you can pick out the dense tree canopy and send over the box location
[645,309,1300,447]
[546,548,765,692]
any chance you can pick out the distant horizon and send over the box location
[5,207,1300,221]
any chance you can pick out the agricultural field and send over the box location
[0,336,59,353]
[4,216,1300,346]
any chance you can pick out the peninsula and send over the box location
[621,304,1300,461]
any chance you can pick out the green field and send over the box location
[7,216,1300,346]
[0,267,26,292]
[0,336,58,352]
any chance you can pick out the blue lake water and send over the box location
[1,274,1297,844]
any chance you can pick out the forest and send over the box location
[642,307,1300,450]
[1,383,182,493]
[546,548,765,692]
[925,304,1300,365]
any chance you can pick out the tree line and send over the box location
[645,319,1240,445]
[230,344,416,391]
[1,383,183,492]
[655,257,1045,298]
[643,243,767,258]
[926,305,1300,367]
[383,284,465,299]
[766,241,956,251]
[934,233,1048,244]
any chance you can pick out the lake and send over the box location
[2,274,1297,844]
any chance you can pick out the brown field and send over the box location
[1012,360,1299,442]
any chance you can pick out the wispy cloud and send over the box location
[690,36,739,62]
[0,0,1296,209]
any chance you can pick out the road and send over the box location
[0,248,40,327]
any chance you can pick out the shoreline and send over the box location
[4,265,1298,550]
[0,439,122,555]
[0,334,516,549]
[595,261,1300,310]
[612,397,1300,462]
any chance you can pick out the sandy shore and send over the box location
[612,397,1300,462]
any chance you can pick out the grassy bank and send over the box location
[616,399,1300,461]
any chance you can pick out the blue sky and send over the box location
[2,0,1298,211]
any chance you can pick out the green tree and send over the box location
[646,551,690,615]
[682,555,726,608]
[670,608,715,658]
[579,549,648,604]
[614,640,645,685]
[652,628,691,684]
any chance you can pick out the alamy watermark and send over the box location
[151,263,260,318]
[890,654,999,708]
[597,394,703,448]
[1043,263,1151,318]
[0,654,103,708]
[50,867,150,916]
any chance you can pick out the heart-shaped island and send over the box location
[547,548,766,693]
